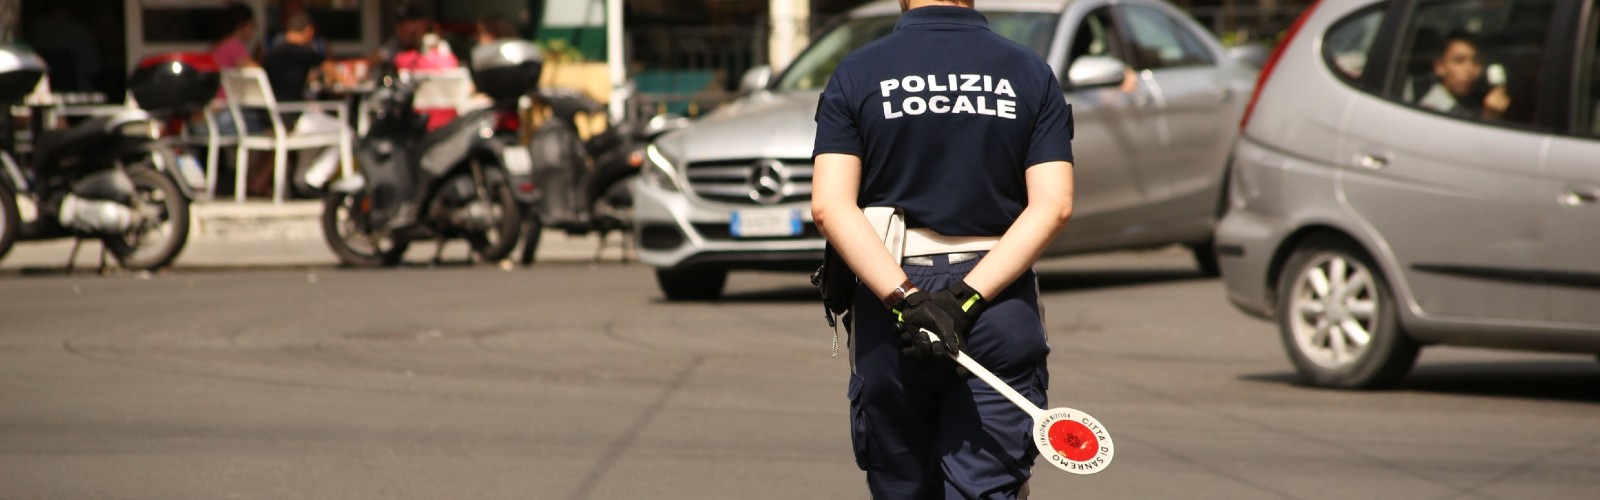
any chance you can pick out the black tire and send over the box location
[1275,236,1418,389]
[656,267,728,301]
[0,180,18,263]
[321,191,409,267]
[105,165,190,270]
[466,171,523,262]
[518,214,543,266]
[1192,240,1221,277]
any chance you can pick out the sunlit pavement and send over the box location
[2,247,1596,499]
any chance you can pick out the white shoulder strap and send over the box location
[862,206,905,264]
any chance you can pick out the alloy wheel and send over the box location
[1286,252,1381,370]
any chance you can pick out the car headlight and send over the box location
[642,144,683,192]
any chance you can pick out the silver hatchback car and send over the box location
[1217,0,1600,388]
[633,0,1256,300]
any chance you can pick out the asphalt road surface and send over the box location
[2,249,1597,499]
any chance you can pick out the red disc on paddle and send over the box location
[1047,419,1099,462]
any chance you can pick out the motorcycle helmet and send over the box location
[471,40,543,103]
[0,45,46,105]
[128,52,220,114]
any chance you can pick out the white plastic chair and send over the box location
[180,103,241,200]
[219,68,353,204]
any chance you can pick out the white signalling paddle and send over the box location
[924,330,1114,474]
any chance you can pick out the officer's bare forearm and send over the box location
[965,161,1074,298]
[812,154,916,302]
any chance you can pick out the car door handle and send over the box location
[1559,188,1599,207]
[1210,87,1233,103]
[1354,150,1392,170]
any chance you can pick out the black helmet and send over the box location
[471,40,544,102]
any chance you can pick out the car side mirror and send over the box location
[739,65,773,93]
[1067,56,1128,89]
[1225,44,1269,69]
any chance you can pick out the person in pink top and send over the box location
[212,4,257,70]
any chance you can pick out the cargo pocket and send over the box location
[847,374,871,470]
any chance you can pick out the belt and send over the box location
[863,207,1000,263]
[904,252,983,267]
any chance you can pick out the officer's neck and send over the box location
[902,0,975,12]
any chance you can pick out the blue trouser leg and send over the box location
[849,254,1050,499]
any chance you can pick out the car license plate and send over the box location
[731,209,801,238]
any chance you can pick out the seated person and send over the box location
[261,13,343,196]
[1415,31,1509,120]
[261,13,329,103]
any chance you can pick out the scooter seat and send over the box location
[33,115,117,168]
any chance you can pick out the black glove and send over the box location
[892,281,988,361]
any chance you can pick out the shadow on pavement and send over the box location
[1242,359,1600,403]
[1401,359,1600,403]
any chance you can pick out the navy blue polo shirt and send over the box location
[813,6,1074,237]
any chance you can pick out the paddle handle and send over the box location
[924,330,1043,419]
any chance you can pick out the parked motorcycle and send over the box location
[0,47,203,270]
[320,40,540,267]
[519,88,688,265]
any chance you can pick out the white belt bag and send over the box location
[863,206,1000,264]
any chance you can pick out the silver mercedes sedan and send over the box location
[631,0,1258,300]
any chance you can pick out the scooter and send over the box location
[0,47,203,271]
[518,88,688,265]
[320,40,540,267]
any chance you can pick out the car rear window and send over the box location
[1323,3,1388,82]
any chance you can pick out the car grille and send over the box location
[685,158,813,205]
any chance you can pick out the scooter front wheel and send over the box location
[321,191,409,267]
[104,164,191,270]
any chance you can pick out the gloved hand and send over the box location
[892,281,988,360]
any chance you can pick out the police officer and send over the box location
[810,0,1075,498]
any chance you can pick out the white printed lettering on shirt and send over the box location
[880,79,900,97]
[960,74,981,92]
[904,75,926,92]
[903,96,927,115]
[883,100,903,119]
[876,74,1020,120]
[995,79,1016,98]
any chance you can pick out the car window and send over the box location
[775,12,1060,92]
[1067,7,1128,68]
[1118,5,1214,70]
[1323,4,1387,82]
[1389,0,1560,127]
[775,16,900,92]
[1576,7,1600,135]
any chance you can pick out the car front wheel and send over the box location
[1275,236,1418,389]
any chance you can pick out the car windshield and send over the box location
[774,11,1061,91]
